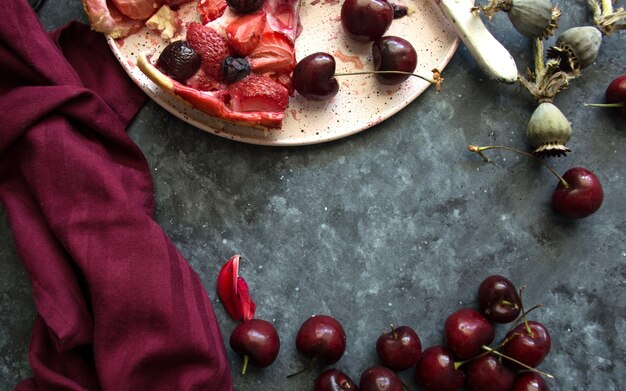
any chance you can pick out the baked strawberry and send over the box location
[197,0,228,23]
[228,75,288,113]
[163,0,193,9]
[248,31,296,75]
[186,22,232,81]
[111,0,162,20]
[226,11,267,56]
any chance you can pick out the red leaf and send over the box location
[216,254,256,321]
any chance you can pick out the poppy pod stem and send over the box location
[467,144,570,189]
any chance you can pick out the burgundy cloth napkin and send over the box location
[0,1,232,390]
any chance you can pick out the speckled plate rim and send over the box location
[108,0,461,147]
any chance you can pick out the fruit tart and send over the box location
[84,0,300,129]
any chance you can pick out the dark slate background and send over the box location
[1,0,624,389]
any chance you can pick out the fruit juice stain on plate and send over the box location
[108,0,461,146]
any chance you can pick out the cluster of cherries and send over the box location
[294,0,436,101]
[414,275,553,391]
[225,272,553,391]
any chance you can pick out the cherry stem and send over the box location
[518,285,533,336]
[481,345,554,379]
[400,379,414,391]
[507,303,545,334]
[453,332,519,370]
[286,356,318,379]
[499,299,519,309]
[334,69,443,92]
[241,355,249,375]
[390,324,398,339]
[453,359,470,370]
[467,144,570,189]
[584,102,625,108]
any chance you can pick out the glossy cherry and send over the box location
[587,74,626,119]
[468,145,604,219]
[375,324,421,370]
[478,275,521,323]
[464,353,516,391]
[415,346,465,391]
[293,52,339,100]
[341,0,394,42]
[229,319,280,373]
[502,321,551,369]
[552,167,604,219]
[444,308,495,360]
[359,366,402,391]
[372,36,417,85]
[606,74,626,119]
[314,368,359,391]
[512,371,551,391]
[295,315,346,365]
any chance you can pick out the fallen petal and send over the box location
[236,276,256,322]
[216,254,256,321]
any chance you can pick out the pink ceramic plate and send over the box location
[108,0,459,146]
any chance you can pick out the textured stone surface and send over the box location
[1,0,624,390]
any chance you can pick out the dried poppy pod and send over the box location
[526,102,572,157]
[507,0,560,38]
[473,0,560,38]
[547,26,602,72]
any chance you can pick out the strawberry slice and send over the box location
[197,0,228,23]
[111,0,162,20]
[248,31,296,75]
[186,22,232,81]
[226,11,267,57]
[228,74,288,113]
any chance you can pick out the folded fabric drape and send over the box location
[0,1,232,389]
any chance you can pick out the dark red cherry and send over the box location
[295,315,346,364]
[375,325,421,370]
[444,308,495,360]
[229,319,280,372]
[359,366,402,391]
[415,346,464,391]
[512,371,550,391]
[478,275,521,323]
[341,0,394,42]
[502,321,551,369]
[314,368,359,391]
[464,353,515,391]
[293,52,340,101]
[552,167,603,218]
[605,74,626,119]
[372,36,417,85]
